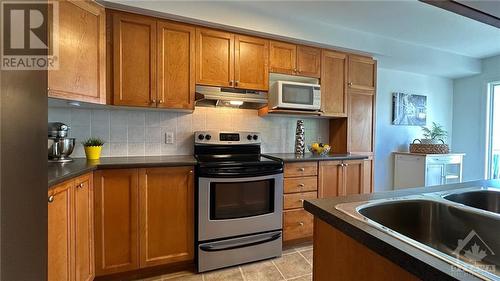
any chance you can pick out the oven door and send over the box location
[198,173,283,241]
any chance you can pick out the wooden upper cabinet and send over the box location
[94,169,139,276]
[348,91,374,154]
[269,41,296,75]
[196,28,234,87]
[139,167,194,268]
[321,50,347,116]
[318,161,343,199]
[297,45,321,78]
[48,1,106,104]
[112,12,156,107]
[157,21,195,109]
[74,174,94,281]
[348,56,376,92]
[234,35,269,91]
[48,181,74,281]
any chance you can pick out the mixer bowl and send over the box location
[48,138,75,162]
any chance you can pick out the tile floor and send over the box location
[138,244,313,281]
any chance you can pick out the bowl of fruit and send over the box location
[308,142,331,156]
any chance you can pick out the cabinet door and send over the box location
[112,12,156,107]
[269,41,296,75]
[48,181,74,281]
[139,167,194,268]
[318,161,343,198]
[74,174,94,281]
[196,28,234,87]
[348,91,374,153]
[157,21,195,109]
[426,164,444,186]
[234,35,269,91]
[321,50,347,116]
[348,56,376,92]
[344,160,368,195]
[296,45,321,78]
[94,169,139,276]
[48,1,106,104]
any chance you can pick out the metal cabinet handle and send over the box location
[300,199,305,203]
[235,80,239,86]
[159,100,164,104]
[151,99,157,104]
[299,222,304,226]
[229,80,233,86]
[298,183,305,187]
[189,170,193,174]
[348,82,353,86]
[294,68,297,73]
[48,195,54,203]
[76,183,84,189]
[298,167,305,172]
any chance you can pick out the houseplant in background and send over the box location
[420,122,448,144]
[410,122,449,154]
[82,137,105,160]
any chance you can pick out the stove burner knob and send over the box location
[205,134,212,140]
[253,135,259,140]
[198,134,205,140]
[247,135,253,140]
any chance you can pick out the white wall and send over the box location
[452,55,500,181]
[375,69,454,191]
[48,106,329,158]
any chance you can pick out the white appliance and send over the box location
[393,152,464,189]
[268,81,321,111]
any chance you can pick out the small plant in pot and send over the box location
[420,122,448,144]
[82,137,105,160]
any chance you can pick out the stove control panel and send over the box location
[195,131,261,145]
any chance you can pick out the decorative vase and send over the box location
[84,146,102,160]
[295,120,305,155]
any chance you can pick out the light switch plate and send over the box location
[165,132,174,144]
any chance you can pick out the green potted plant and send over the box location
[420,122,448,144]
[82,137,105,160]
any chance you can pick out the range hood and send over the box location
[195,85,268,109]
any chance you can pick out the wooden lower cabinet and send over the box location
[48,173,94,281]
[139,167,194,267]
[319,160,370,199]
[94,166,194,276]
[48,181,74,281]
[94,169,140,276]
[283,209,314,242]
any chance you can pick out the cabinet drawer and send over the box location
[284,176,317,193]
[284,162,318,177]
[283,209,313,242]
[284,192,317,210]
[426,155,462,165]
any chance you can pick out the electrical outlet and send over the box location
[165,132,174,144]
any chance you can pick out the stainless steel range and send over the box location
[194,131,284,272]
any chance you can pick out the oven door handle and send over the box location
[199,232,282,252]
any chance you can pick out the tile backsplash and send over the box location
[48,106,329,158]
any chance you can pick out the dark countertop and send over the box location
[263,153,369,162]
[304,180,500,281]
[48,156,197,188]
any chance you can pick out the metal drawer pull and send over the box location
[300,199,305,203]
[299,222,304,226]
[298,183,305,187]
[298,167,305,172]
[189,170,193,174]
[76,183,83,189]
[48,195,54,203]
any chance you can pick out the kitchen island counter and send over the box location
[304,180,500,281]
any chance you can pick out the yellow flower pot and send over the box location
[84,146,102,160]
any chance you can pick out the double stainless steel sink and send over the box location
[336,187,500,280]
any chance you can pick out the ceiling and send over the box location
[102,0,500,79]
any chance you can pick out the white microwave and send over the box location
[269,81,321,111]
